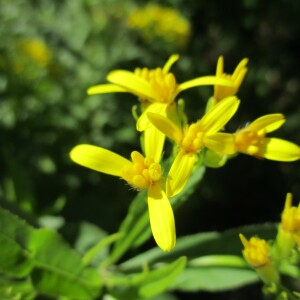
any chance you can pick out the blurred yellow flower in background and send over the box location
[127,3,191,48]
[19,38,52,67]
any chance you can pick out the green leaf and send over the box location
[119,223,277,271]
[29,229,102,299]
[109,257,186,299]
[0,207,102,299]
[0,207,34,277]
[75,221,109,266]
[172,266,258,292]
[137,256,187,298]
[0,276,36,300]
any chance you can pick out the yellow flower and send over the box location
[127,3,191,48]
[20,38,52,67]
[281,193,300,233]
[234,114,300,161]
[239,234,279,284]
[239,234,270,268]
[70,145,175,252]
[213,56,248,103]
[274,193,300,259]
[148,96,240,197]
[88,54,232,162]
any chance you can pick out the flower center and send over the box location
[121,151,163,190]
[234,128,265,155]
[181,123,204,154]
[243,237,269,268]
[134,67,178,104]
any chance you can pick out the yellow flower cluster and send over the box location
[70,54,300,252]
[240,193,300,285]
[127,4,191,48]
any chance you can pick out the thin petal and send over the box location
[232,58,249,79]
[147,112,182,144]
[70,144,131,176]
[216,56,224,77]
[144,127,165,163]
[199,96,240,134]
[107,70,154,100]
[250,114,285,133]
[178,76,233,92]
[137,103,168,131]
[163,54,180,73]
[257,138,300,162]
[204,133,236,155]
[167,151,196,198]
[87,83,127,95]
[148,183,176,251]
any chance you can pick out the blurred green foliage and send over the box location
[0,0,299,299]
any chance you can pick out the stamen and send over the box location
[121,151,163,190]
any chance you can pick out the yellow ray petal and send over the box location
[167,151,196,198]
[107,70,154,100]
[137,102,168,131]
[148,183,176,251]
[70,144,131,176]
[257,138,300,161]
[216,56,224,77]
[144,126,165,163]
[147,112,182,144]
[178,76,233,92]
[204,133,236,155]
[232,58,249,79]
[250,114,285,133]
[199,96,240,134]
[163,54,180,73]
[87,83,128,95]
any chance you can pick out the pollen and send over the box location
[121,151,163,189]
[240,234,270,268]
[181,123,204,153]
[234,128,265,155]
[134,67,177,104]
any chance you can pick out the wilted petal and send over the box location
[147,112,182,144]
[199,96,240,134]
[137,103,168,131]
[148,183,176,251]
[144,126,165,163]
[258,138,300,162]
[87,83,127,95]
[204,133,236,155]
[250,114,285,133]
[70,144,131,176]
[167,151,196,198]
[178,76,233,92]
[107,70,154,100]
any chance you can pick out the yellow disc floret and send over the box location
[181,123,204,154]
[240,234,270,268]
[134,67,177,104]
[121,151,163,190]
[234,128,265,156]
